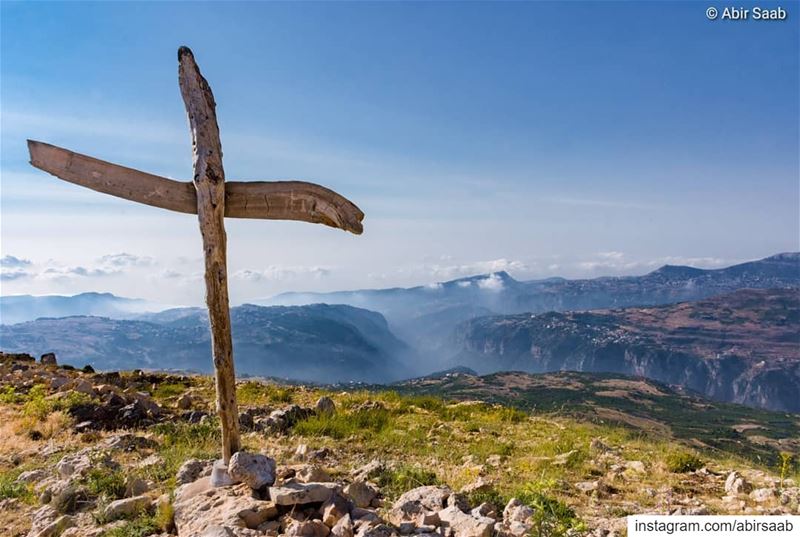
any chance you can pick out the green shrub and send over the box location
[0,471,35,503]
[375,465,439,500]
[514,484,585,537]
[665,451,704,473]
[151,382,187,401]
[101,515,159,537]
[21,384,92,420]
[294,408,390,439]
[84,467,126,501]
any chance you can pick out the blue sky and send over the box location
[1,1,798,305]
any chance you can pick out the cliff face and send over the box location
[450,288,800,412]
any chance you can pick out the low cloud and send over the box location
[0,268,32,281]
[233,266,332,282]
[477,273,505,291]
[97,253,155,268]
[427,258,527,280]
[0,255,32,268]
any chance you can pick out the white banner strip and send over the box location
[628,515,799,537]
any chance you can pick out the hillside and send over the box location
[0,355,797,537]
[0,304,412,383]
[395,370,800,463]
[266,253,800,354]
[448,288,800,412]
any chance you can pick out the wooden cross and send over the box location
[26,46,364,464]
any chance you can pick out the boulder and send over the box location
[321,493,351,527]
[40,353,57,366]
[269,482,338,505]
[16,469,47,484]
[228,452,277,490]
[177,458,212,485]
[297,465,333,483]
[437,505,494,537]
[315,397,336,414]
[387,486,450,525]
[287,520,331,537]
[331,514,354,537]
[344,481,379,508]
[500,498,534,537]
[103,495,151,521]
[174,478,278,534]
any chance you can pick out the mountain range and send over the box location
[265,252,800,353]
[0,252,798,410]
[448,288,800,412]
[0,303,411,383]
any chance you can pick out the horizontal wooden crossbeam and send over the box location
[27,140,364,235]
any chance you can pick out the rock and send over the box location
[500,498,534,537]
[321,493,351,527]
[176,393,194,409]
[16,469,47,484]
[29,514,74,537]
[103,495,151,521]
[355,524,397,537]
[40,353,57,366]
[331,514,354,537]
[239,412,255,431]
[297,465,333,483]
[50,486,88,515]
[725,471,753,495]
[388,486,451,525]
[437,505,494,537]
[575,480,610,498]
[269,482,338,506]
[287,520,331,537]
[350,507,381,523]
[625,461,646,473]
[174,477,277,534]
[228,452,277,489]
[199,528,237,537]
[344,481,379,508]
[315,397,336,414]
[471,503,496,519]
[590,438,612,453]
[750,488,775,503]
[177,458,212,485]
[125,477,150,497]
[104,432,157,452]
[460,476,493,494]
[352,460,384,482]
[211,459,237,488]
[70,379,95,396]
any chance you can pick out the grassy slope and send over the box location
[1,370,798,536]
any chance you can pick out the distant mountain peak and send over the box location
[648,264,707,278]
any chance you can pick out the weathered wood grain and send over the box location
[27,141,364,234]
[178,45,240,463]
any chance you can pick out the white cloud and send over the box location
[97,253,154,268]
[427,258,527,280]
[0,255,32,268]
[233,266,332,282]
[477,273,505,291]
[0,268,32,281]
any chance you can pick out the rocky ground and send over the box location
[1,352,798,537]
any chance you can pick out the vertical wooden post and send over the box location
[178,46,240,462]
